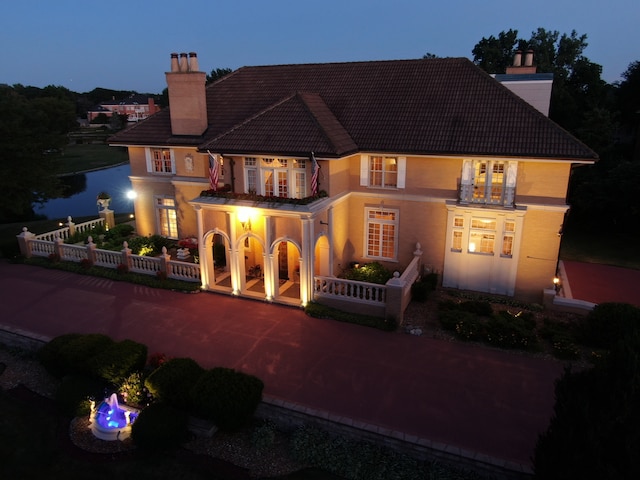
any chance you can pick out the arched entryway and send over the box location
[314,234,331,277]
[202,229,232,293]
[271,238,301,304]
[239,233,266,298]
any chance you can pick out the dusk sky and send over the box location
[1,0,637,94]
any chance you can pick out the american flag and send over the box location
[208,151,219,191]
[311,152,319,196]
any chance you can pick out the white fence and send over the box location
[313,277,387,304]
[17,225,202,284]
[312,243,424,322]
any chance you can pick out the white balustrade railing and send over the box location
[313,276,387,305]
[75,218,105,235]
[168,260,201,282]
[129,254,162,274]
[35,228,70,242]
[59,243,88,262]
[30,239,56,258]
[94,249,121,268]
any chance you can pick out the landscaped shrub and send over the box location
[304,301,396,331]
[459,300,493,317]
[534,335,640,479]
[130,402,189,452]
[87,339,147,386]
[343,262,393,285]
[103,223,134,241]
[119,372,152,407]
[485,311,539,351]
[539,318,582,360]
[190,367,264,432]
[144,357,205,410]
[55,374,109,417]
[438,309,478,335]
[578,302,640,349]
[410,280,431,302]
[37,333,114,378]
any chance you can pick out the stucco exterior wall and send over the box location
[515,161,572,201]
[514,207,566,301]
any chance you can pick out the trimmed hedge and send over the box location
[37,333,114,378]
[144,357,205,410]
[578,302,640,349]
[190,367,264,432]
[87,339,148,385]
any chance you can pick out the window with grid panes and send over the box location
[365,208,398,260]
[151,148,173,173]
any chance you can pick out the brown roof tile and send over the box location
[109,58,597,161]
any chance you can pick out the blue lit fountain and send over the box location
[90,393,140,441]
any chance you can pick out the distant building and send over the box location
[88,94,160,123]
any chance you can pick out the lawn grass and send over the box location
[58,143,129,174]
[559,228,640,270]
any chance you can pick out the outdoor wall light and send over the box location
[238,208,252,231]
[126,190,137,200]
[553,276,561,292]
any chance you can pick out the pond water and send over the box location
[35,164,134,221]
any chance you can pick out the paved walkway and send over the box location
[0,261,568,474]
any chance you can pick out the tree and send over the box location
[471,29,519,74]
[616,61,640,161]
[206,67,232,85]
[472,28,610,140]
[0,85,76,222]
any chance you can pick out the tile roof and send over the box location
[109,58,597,161]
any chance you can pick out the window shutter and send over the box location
[169,149,176,174]
[145,148,152,172]
[360,155,369,186]
[397,157,406,188]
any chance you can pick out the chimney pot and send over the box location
[513,50,522,67]
[188,52,199,72]
[525,50,534,67]
[170,53,179,72]
[179,53,188,72]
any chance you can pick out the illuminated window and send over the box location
[243,156,307,198]
[501,220,516,257]
[469,218,496,254]
[156,197,177,239]
[369,156,398,188]
[365,208,398,260]
[452,216,464,251]
[147,148,174,174]
[471,161,506,204]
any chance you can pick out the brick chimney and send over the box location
[165,52,208,136]
[506,49,537,75]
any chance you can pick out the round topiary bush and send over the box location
[130,402,189,452]
[190,367,264,432]
[144,357,205,410]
